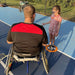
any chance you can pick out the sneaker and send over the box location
[48,45,52,50]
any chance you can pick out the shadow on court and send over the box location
[55,21,75,53]
[41,51,75,75]
[64,51,75,75]
[64,59,75,75]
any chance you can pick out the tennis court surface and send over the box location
[0,7,75,75]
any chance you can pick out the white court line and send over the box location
[0,20,11,27]
[0,20,75,60]
[58,50,75,60]
[0,61,14,75]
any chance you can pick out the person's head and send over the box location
[24,5,35,22]
[52,5,61,15]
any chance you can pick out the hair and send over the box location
[24,5,35,18]
[54,5,61,15]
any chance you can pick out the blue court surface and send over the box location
[0,7,75,75]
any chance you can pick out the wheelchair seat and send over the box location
[13,51,40,62]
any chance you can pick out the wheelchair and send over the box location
[5,47,49,75]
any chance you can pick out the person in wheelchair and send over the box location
[7,4,48,58]
[6,5,49,74]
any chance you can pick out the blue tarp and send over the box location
[0,7,75,75]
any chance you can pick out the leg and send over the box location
[49,34,52,45]
[52,35,55,45]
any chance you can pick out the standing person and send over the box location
[43,5,62,46]
[19,0,25,11]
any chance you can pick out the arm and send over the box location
[7,29,13,44]
[43,20,51,25]
[7,40,13,44]
[42,43,47,47]
[43,15,53,25]
[42,27,48,46]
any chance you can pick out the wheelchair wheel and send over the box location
[5,48,13,75]
[5,58,11,75]
[41,50,49,74]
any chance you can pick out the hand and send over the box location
[42,23,46,25]
[42,44,47,47]
[55,33,58,36]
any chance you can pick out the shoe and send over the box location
[52,45,55,50]
[48,45,52,50]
